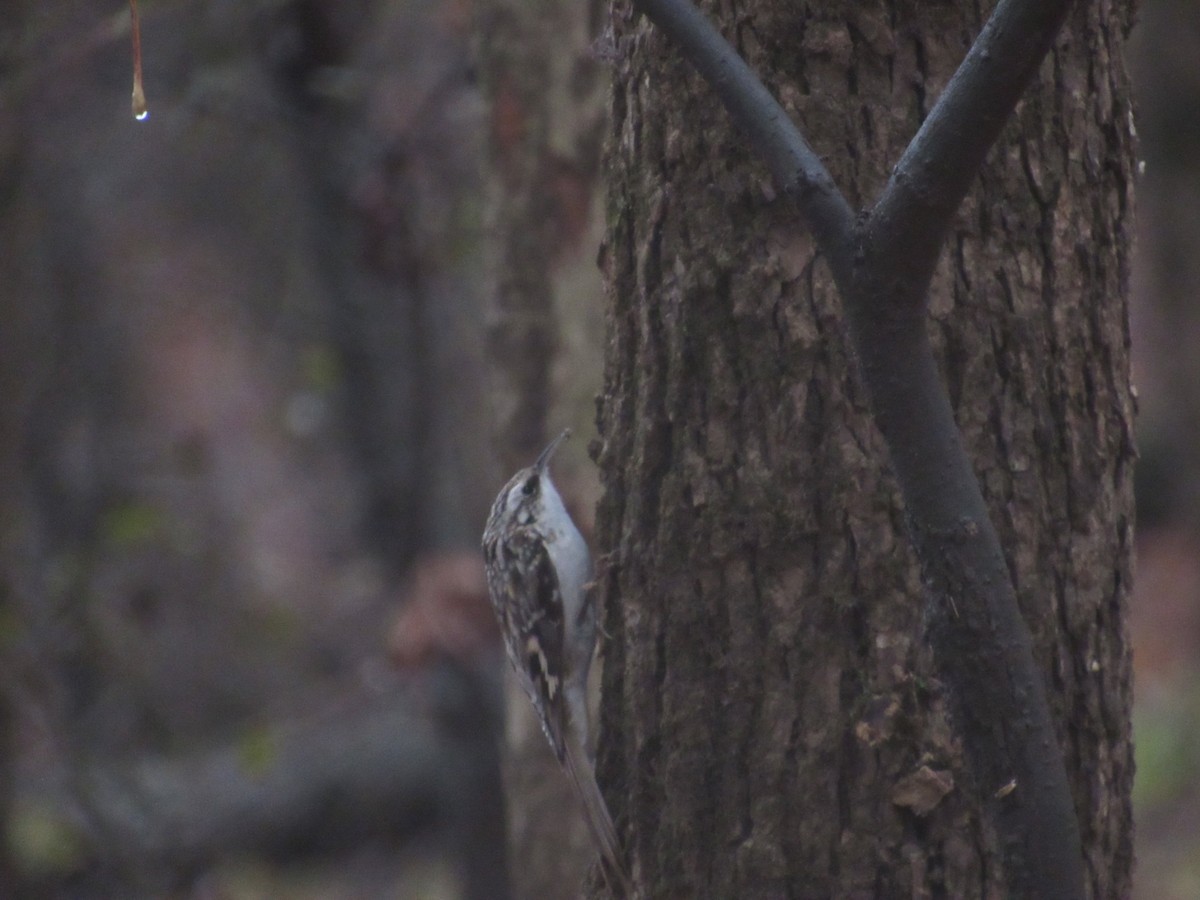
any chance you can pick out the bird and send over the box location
[482,429,633,896]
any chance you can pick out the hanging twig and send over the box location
[129,0,147,120]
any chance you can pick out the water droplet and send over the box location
[132,82,148,121]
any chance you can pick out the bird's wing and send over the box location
[485,526,569,760]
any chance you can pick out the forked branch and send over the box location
[867,0,1075,305]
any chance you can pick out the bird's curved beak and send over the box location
[535,428,571,472]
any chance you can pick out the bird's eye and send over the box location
[521,475,537,496]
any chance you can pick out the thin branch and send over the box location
[865,0,1075,302]
[129,0,147,120]
[634,0,857,277]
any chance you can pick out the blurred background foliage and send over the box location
[0,0,1196,897]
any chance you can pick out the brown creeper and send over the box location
[482,429,632,896]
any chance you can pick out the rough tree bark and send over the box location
[595,0,1135,896]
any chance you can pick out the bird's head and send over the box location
[488,429,571,531]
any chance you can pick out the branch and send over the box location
[865,0,1075,302]
[841,314,1085,899]
[841,2,1084,892]
[632,0,1087,896]
[634,0,857,278]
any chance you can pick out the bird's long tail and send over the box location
[563,738,634,897]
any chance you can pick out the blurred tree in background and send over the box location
[472,0,610,895]
[0,0,507,896]
[1131,1,1200,897]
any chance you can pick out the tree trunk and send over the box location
[596,1,1135,896]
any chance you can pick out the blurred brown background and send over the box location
[0,1,510,897]
[0,0,1196,897]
